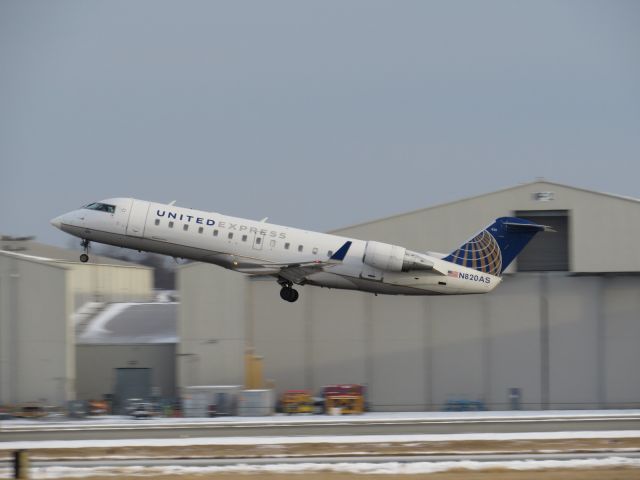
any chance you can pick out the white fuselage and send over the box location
[52,198,501,296]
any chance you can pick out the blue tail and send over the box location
[443,217,548,276]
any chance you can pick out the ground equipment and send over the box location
[280,390,314,414]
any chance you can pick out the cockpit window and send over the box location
[83,202,116,213]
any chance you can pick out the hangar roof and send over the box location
[331,180,639,233]
[77,302,177,344]
[0,236,143,267]
[331,180,640,273]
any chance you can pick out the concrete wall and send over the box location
[76,344,176,401]
[0,255,72,405]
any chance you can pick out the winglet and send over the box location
[330,241,352,261]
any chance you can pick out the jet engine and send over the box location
[362,241,433,272]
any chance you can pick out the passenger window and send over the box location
[312,247,318,254]
[328,250,333,257]
[285,243,290,250]
[228,232,233,239]
[242,235,247,242]
[298,245,303,252]
[155,219,160,226]
[183,224,189,231]
[198,227,204,234]
[169,221,174,228]
[256,237,262,244]
[213,229,218,236]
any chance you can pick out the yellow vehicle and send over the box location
[325,394,364,415]
[13,403,47,419]
[281,390,314,414]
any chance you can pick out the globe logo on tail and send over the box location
[446,230,502,276]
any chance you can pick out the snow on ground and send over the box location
[3,409,640,429]
[1,457,640,478]
[1,431,639,451]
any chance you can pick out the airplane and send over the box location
[51,198,552,302]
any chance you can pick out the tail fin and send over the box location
[443,217,550,276]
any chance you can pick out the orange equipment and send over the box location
[89,400,109,415]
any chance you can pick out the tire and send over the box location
[280,287,299,302]
[80,253,89,263]
[280,287,291,301]
[289,289,299,302]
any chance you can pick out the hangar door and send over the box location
[515,210,569,271]
[114,368,151,413]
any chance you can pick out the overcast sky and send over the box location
[1,0,638,246]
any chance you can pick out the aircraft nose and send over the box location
[50,215,63,229]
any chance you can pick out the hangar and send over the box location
[0,237,153,406]
[178,180,640,411]
[76,301,177,412]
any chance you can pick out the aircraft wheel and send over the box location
[279,287,289,301]
[289,289,299,302]
[80,253,89,263]
[280,287,299,302]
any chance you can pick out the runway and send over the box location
[3,451,636,468]
[2,410,640,441]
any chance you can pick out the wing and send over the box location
[242,241,353,284]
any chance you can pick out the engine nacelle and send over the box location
[363,241,434,272]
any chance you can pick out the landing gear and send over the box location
[280,287,299,303]
[278,277,300,303]
[80,239,90,263]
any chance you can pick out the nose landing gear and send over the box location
[80,239,90,263]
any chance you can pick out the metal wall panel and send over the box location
[0,256,70,405]
[369,296,426,411]
[251,280,308,390]
[547,275,600,409]
[177,263,246,388]
[487,275,542,410]
[309,288,368,388]
[603,277,640,407]
[429,295,485,407]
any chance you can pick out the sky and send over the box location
[1,0,639,246]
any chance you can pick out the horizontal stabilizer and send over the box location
[503,222,555,233]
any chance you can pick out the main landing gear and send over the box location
[278,278,299,303]
[280,287,299,303]
[80,239,90,263]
